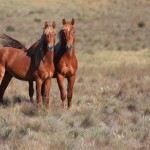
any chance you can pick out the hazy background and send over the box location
[1,0,150,51]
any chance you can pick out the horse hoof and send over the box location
[37,103,41,110]
[46,104,50,110]
[68,107,72,111]
[62,104,66,110]
[30,98,34,103]
[30,100,34,103]
[0,100,4,106]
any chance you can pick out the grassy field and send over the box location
[0,0,150,150]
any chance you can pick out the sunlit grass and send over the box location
[0,50,149,149]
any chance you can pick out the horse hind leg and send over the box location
[0,71,12,104]
[36,79,43,110]
[41,83,46,106]
[0,65,5,85]
[29,81,34,103]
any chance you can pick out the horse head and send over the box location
[43,21,56,51]
[62,18,75,51]
[27,21,56,68]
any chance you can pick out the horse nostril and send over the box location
[66,44,72,50]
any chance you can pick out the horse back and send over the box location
[0,47,34,80]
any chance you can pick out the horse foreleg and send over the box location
[36,79,42,109]
[29,81,34,103]
[0,72,12,104]
[44,79,51,109]
[67,75,76,110]
[57,73,66,109]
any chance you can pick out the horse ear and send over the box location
[52,21,56,29]
[71,18,75,25]
[62,19,66,25]
[44,21,48,29]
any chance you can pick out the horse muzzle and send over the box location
[66,44,72,51]
[47,44,54,51]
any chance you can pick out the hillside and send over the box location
[0,0,150,51]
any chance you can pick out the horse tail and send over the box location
[0,32,26,50]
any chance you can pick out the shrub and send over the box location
[34,18,41,22]
[138,21,145,28]
[6,26,15,32]
[0,117,12,141]
[21,104,38,117]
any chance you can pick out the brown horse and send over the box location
[0,18,77,110]
[54,18,78,109]
[0,21,56,109]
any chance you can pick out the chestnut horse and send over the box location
[54,18,78,109]
[0,21,56,109]
[0,18,77,110]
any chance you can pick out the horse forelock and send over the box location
[58,24,74,43]
[63,26,70,31]
[44,26,55,35]
[29,26,55,56]
[63,23,74,32]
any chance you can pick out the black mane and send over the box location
[27,34,45,69]
[54,30,66,57]
[0,32,26,49]
[54,29,68,66]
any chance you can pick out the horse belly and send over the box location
[7,67,34,81]
[8,69,34,81]
[6,57,34,81]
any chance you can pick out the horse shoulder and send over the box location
[36,61,54,80]
[0,48,8,63]
[73,55,78,70]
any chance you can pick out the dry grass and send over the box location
[0,50,149,150]
[0,0,150,149]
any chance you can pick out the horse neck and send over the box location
[65,45,75,59]
[44,44,54,64]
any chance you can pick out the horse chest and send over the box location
[60,65,74,77]
[37,63,54,80]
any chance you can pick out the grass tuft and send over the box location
[138,21,145,28]
[6,26,15,32]
[80,115,96,128]
[0,117,12,141]
[34,18,41,22]
[21,104,38,117]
